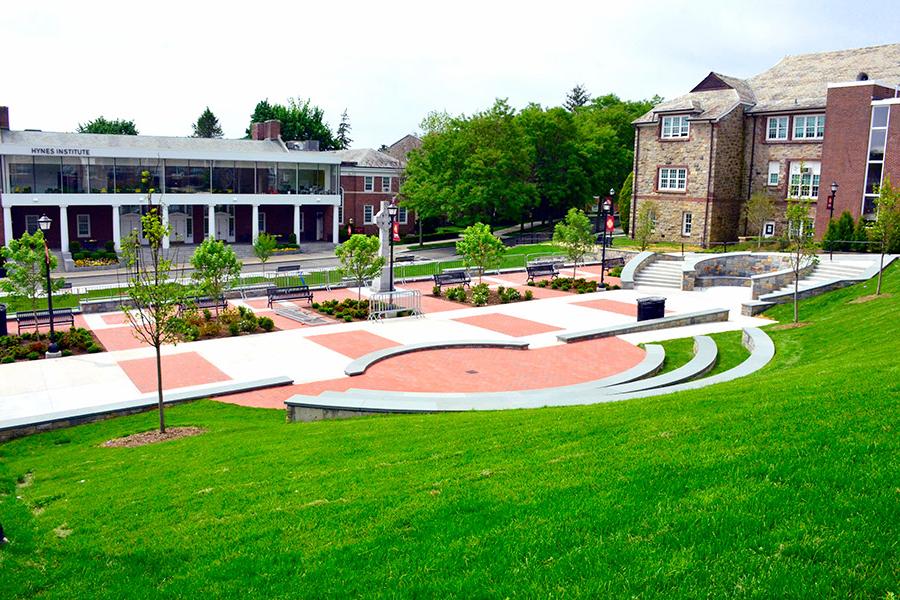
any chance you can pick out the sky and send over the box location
[2,0,899,148]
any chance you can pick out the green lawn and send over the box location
[647,330,749,377]
[1,268,899,597]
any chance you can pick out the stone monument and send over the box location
[370,200,393,293]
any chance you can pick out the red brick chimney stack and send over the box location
[250,119,282,141]
[0,106,9,130]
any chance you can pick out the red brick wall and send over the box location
[816,84,896,235]
[67,206,113,249]
[340,173,415,236]
[12,206,61,249]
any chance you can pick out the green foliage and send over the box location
[76,116,138,135]
[0,230,64,311]
[432,285,442,297]
[455,223,505,283]
[246,98,337,149]
[564,84,591,111]
[335,109,352,150]
[190,238,242,305]
[618,171,633,234]
[823,211,856,251]
[871,177,900,294]
[192,106,223,138]
[312,298,369,320]
[471,283,489,306]
[0,329,96,362]
[497,286,521,304]
[634,201,657,252]
[550,277,598,294]
[553,208,594,278]
[252,232,278,265]
[744,192,776,248]
[784,198,819,323]
[335,235,385,300]
[444,286,468,302]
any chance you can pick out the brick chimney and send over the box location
[0,106,9,130]
[250,119,282,141]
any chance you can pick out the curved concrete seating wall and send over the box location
[345,340,529,376]
[750,262,816,299]
[620,251,656,289]
[682,252,795,291]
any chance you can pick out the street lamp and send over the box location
[36,214,60,357]
[827,181,839,221]
[387,200,399,292]
[600,191,614,287]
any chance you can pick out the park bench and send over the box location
[179,295,228,315]
[16,308,75,334]
[601,257,625,269]
[275,265,302,275]
[267,285,314,308]
[433,270,471,291]
[525,262,560,283]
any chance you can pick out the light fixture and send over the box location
[387,202,399,218]
[831,181,839,194]
[37,214,52,232]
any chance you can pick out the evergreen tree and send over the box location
[77,117,138,135]
[335,109,352,149]
[564,85,591,111]
[618,171,633,235]
[192,107,224,138]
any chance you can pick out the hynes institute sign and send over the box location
[30,147,91,156]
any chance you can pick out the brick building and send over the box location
[631,43,900,244]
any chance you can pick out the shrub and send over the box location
[608,265,623,278]
[202,308,213,322]
[499,287,521,304]
[1,356,14,364]
[104,240,116,253]
[199,320,221,338]
[86,344,102,354]
[432,285,442,297]
[68,241,82,254]
[28,341,47,354]
[524,290,534,301]
[343,315,353,322]
[26,351,40,360]
[471,283,489,306]
[311,302,320,309]
[61,349,73,357]
[228,322,241,337]
[259,317,275,332]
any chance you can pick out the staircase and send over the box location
[633,258,684,289]
[764,259,870,298]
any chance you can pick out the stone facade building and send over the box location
[631,43,900,244]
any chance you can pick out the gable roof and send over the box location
[330,148,402,169]
[383,134,422,166]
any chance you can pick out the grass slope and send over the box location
[1,268,898,598]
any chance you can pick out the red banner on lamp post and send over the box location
[605,215,615,233]
[392,221,400,242]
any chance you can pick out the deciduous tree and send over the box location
[553,208,595,279]
[190,239,242,313]
[871,177,900,295]
[455,223,505,283]
[252,232,278,266]
[0,230,65,310]
[744,192,776,248]
[618,171,634,235]
[335,234,385,300]
[634,201,657,252]
[784,199,818,323]
[246,98,336,149]
[77,117,138,135]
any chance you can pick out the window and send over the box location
[767,161,780,186]
[788,215,809,239]
[681,212,692,236]
[258,211,266,233]
[338,200,344,225]
[364,176,374,192]
[864,104,890,215]
[793,115,825,140]
[763,221,776,238]
[788,161,820,198]
[363,205,375,224]
[398,206,408,224]
[88,158,115,193]
[9,156,35,193]
[661,115,690,139]
[76,214,91,238]
[766,116,789,141]
[382,176,391,192]
[658,167,687,191]
[25,214,39,234]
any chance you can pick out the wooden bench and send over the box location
[433,270,471,290]
[602,257,625,269]
[16,308,75,334]
[179,295,228,314]
[526,262,560,283]
[267,285,313,308]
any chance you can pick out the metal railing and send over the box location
[368,289,422,320]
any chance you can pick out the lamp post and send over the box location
[36,214,60,357]
[387,201,399,292]
[600,194,614,287]
[826,181,838,221]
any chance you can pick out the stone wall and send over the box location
[682,252,797,290]
[708,107,746,242]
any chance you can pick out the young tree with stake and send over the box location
[335,235,385,300]
[190,239,242,314]
[456,223,506,284]
[553,208,595,279]
[784,199,818,323]
[634,201,657,252]
[744,192,775,249]
[0,230,65,310]
[871,177,900,295]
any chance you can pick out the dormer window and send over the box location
[661,115,690,139]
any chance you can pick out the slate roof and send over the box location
[383,134,423,166]
[634,43,900,124]
[330,148,402,169]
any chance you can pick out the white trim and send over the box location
[660,115,690,139]
[767,161,780,186]
[76,213,91,238]
[0,192,341,207]
[792,114,825,140]
[827,79,893,89]
[763,221,776,238]
[681,211,692,236]
[398,206,408,225]
[363,204,375,224]
[871,97,900,105]
[765,116,789,141]
[363,176,374,192]
[0,144,341,164]
[658,167,687,191]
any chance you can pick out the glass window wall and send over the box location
[189,160,211,193]
[9,156,34,193]
[115,158,143,193]
[34,157,61,193]
[89,158,115,193]
[141,159,162,193]
[276,164,297,194]
[235,161,255,194]
[164,160,190,193]
[256,162,276,194]
[61,158,88,193]
[212,161,235,193]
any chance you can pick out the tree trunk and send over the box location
[793,271,799,323]
[155,344,166,433]
[876,251,885,295]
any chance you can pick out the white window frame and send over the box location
[76,214,91,238]
[763,221,776,238]
[258,211,266,233]
[337,200,344,225]
[767,161,780,186]
[398,206,408,225]
[658,167,687,191]
[766,116,789,141]
[363,204,375,225]
[364,176,374,192]
[793,114,825,140]
[661,115,690,139]
[681,212,692,236]
[788,161,821,199]
[25,214,39,234]
[381,176,391,192]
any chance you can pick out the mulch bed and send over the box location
[770,322,810,330]
[850,293,892,304]
[436,289,532,307]
[102,426,206,448]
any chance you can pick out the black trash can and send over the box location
[636,296,666,322]
[0,304,7,337]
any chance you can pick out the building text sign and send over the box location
[30,147,90,156]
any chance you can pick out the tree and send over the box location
[335,235,385,300]
[823,211,855,252]
[743,192,776,249]
[190,239,242,313]
[553,208,595,279]
[246,98,337,149]
[335,109,352,150]
[192,107,223,138]
[252,232,278,266]
[418,110,451,136]
[0,230,65,310]
[618,171,633,235]
[564,85,591,111]
[871,177,900,295]
[77,117,138,135]
[634,201,657,252]
[784,199,818,323]
[120,172,184,434]
[455,223,506,284]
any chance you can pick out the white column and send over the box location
[161,204,170,249]
[2,206,12,247]
[332,204,339,243]
[112,205,121,251]
[208,204,216,240]
[59,205,69,253]
[251,203,259,243]
[293,204,301,243]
